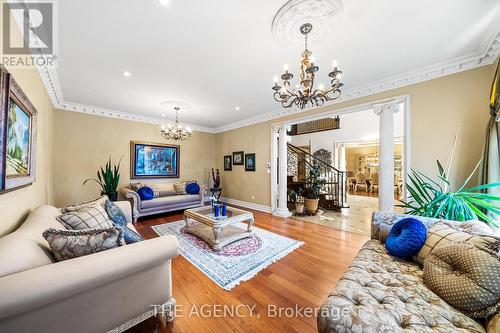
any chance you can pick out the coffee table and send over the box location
[183,206,254,251]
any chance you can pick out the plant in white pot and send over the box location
[304,163,327,214]
[288,188,305,214]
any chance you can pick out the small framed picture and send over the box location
[245,153,256,171]
[233,151,244,165]
[223,155,232,171]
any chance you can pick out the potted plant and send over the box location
[304,163,327,214]
[83,156,122,201]
[288,188,305,214]
[398,135,500,228]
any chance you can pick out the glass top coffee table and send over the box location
[183,206,254,251]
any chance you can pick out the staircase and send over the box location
[287,143,348,211]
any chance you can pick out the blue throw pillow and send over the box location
[105,201,143,244]
[137,186,154,201]
[186,182,200,194]
[385,218,427,259]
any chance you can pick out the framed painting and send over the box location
[223,155,232,171]
[245,153,256,171]
[0,66,38,193]
[233,151,244,165]
[130,141,179,179]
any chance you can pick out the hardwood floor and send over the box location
[126,208,368,333]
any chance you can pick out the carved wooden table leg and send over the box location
[213,227,222,251]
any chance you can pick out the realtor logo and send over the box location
[2,1,57,68]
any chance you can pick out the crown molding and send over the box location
[27,9,499,135]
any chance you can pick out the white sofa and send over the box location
[0,201,179,333]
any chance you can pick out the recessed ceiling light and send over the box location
[235,106,240,111]
[123,71,131,77]
[158,0,169,6]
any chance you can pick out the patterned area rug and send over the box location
[152,220,304,290]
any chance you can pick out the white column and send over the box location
[375,102,397,211]
[339,143,346,171]
[273,124,292,218]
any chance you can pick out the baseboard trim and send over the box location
[219,197,272,214]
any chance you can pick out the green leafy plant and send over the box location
[305,163,327,199]
[288,188,304,203]
[83,156,122,201]
[398,160,500,228]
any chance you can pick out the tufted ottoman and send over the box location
[317,212,497,333]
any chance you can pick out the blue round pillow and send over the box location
[137,186,154,201]
[385,218,427,259]
[186,182,200,194]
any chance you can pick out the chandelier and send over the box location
[160,106,192,141]
[272,23,343,109]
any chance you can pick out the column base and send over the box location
[273,208,292,218]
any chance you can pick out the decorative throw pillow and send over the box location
[137,186,154,200]
[43,227,125,261]
[186,182,200,195]
[155,183,176,197]
[61,195,108,213]
[105,200,143,244]
[423,242,500,318]
[57,204,114,230]
[149,184,160,198]
[174,181,188,195]
[385,218,427,259]
[415,222,499,265]
[130,182,143,192]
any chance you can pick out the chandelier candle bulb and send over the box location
[332,60,338,69]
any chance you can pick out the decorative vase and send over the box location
[304,198,319,213]
[106,192,118,202]
[295,202,305,214]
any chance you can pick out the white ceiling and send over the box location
[50,0,500,130]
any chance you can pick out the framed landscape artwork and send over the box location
[233,151,244,165]
[0,66,38,193]
[130,141,179,179]
[245,153,256,171]
[223,155,232,171]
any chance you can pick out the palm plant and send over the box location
[398,137,500,227]
[83,156,122,201]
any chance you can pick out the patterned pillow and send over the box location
[423,243,500,318]
[105,200,143,244]
[174,181,187,195]
[43,227,125,261]
[149,184,160,198]
[57,204,114,230]
[130,182,143,192]
[415,222,499,265]
[61,195,108,213]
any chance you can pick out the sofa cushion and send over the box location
[105,201,143,244]
[61,195,108,213]
[0,206,61,277]
[154,183,177,197]
[317,240,486,333]
[173,181,187,195]
[424,243,500,318]
[57,205,114,230]
[416,223,499,265]
[43,227,125,261]
[385,218,426,259]
[137,186,154,201]
[140,194,200,209]
[186,182,200,195]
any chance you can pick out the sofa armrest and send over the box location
[199,184,209,205]
[119,187,141,222]
[0,235,179,321]
[113,200,133,224]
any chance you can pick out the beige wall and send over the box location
[215,64,497,207]
[53,110,215,207]
[0,5,55,236]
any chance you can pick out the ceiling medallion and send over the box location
[160,102,192,141]
[272,0,344,44]
[272,23,343,109]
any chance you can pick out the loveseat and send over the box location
[0,201,179,333]
[317,212,499,333]
[119,182,208,222]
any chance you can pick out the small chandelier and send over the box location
[160,106,192,141]
[272,23,343,109]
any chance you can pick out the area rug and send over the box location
[152,220,304,290]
